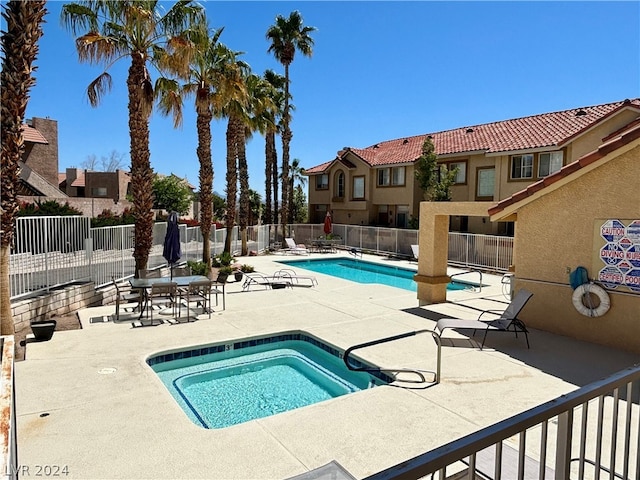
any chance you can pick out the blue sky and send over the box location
[16,1,640,198]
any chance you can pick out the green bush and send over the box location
[186,260,209,276]
[212,252,235,267]
[240,264,254,273]
[18,200,82,217]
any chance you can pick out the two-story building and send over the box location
[305,98,640,234]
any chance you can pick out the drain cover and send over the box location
[98,367,117,375]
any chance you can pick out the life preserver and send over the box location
[572,283,611,317]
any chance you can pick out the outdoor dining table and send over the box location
[129,275,210,319]
[310,239,341,253]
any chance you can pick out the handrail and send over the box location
[343,329,441,385]
[364,363,640,479]
[450,270,483,293]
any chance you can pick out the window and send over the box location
[447,161,467,184]
[316,174,328,190]
[476,167,495,200]
[92,187,107,197]
[377,166,405,186]
[335,172,345,198]
[538,151,563,177]
[511,154,534,179]
[352,176,365,199]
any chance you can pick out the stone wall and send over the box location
[10,282,109,332]
[18,195,132,217]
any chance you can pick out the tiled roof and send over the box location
[21,124,48,144]
[488,122,640,217]
[307,99,640,171]
[58,173,66,185]
[71,172,86,187]
[304,160,333,174]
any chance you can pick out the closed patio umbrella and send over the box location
[163,211,181,279]
[323,211,332,236]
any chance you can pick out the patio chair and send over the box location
[179,280,213,321]
[139,269,161,279]
[434,289,533,349]
[283,238,310,255]
[242,273,292,291]
[272,269,318,287]
[172,265,191,277]
[410,244,419,261]
[112,276,142,322]
[145,282,177,325]
[212,271,228,310]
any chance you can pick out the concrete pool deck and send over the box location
[14,253,640,479]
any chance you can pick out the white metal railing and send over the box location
[9,220,511,298]
[364,363,640,480]
[0,336,17,480]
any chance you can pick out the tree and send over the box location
[152,175,193,216]
[288,157,306,224]
[262,69,286,227]
[61,1,204,277]
[248,189,262,226]
[291,185,307,223]
[266,10,316,237]
[0,0,47,335]
[82,150,128,171]
[157,23,241,268]
[415,137,458,201]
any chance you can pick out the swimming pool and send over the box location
[277,257,477,292]
[148,332,390,429]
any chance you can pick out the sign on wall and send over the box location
[595,219,640,293]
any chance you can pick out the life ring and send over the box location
[572,283,611,317]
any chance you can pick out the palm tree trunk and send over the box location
[128,55,154,277]
[264,132,274,225]
[196,111,213,268]
[238,128,250,256]
[0,0,46,334]
[223,116,238,254]
[280,63,291,238]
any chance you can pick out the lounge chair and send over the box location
[242,273,292,291]
[434,289,533,349]
[410,244,419,261]
[272,269,318,287]
[283,238,310,255]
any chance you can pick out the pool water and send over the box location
[278,257,476,292]
[149,334,388,429]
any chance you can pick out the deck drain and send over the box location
[98,367,117,375]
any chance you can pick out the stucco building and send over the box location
[305,99,640,236]
[416,110,640,354]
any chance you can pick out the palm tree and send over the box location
[61,1,204,277]
[248,189,262,226]
[288,158,307,224]
[220,56,250,255]
[262,69,286,227]
[0,0,46,335]
[157,24,241,269]
[266,11,316,238]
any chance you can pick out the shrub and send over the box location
[17,200,82,217]
[186,260,209,276]
[240,264,254,273]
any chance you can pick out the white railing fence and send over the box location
[366,363,640,480]
[9,220,512,299]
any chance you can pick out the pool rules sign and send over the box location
[595,219,640,293]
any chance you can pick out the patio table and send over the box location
[129,275,210,319]
[310,239,341,253]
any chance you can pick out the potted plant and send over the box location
[31,319,57,341]
[233,264,254,282]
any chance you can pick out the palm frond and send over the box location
[86,72,112,106]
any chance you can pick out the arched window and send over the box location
[334,171,345,198]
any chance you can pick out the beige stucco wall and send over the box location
[510,143,640,354]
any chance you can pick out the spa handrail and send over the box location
[343,329,441,385]
[450,269,483,292]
